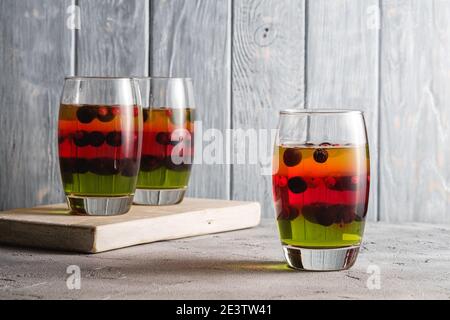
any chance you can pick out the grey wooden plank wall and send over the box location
[151,0,232,200]
[305,0,380,221]
[380,0,450,222]
[232,0,305,216]
[0,0,449,222]
[0,0,73,210]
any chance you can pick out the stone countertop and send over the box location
[0,220,449,300]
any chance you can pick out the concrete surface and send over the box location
[0,220,449,300]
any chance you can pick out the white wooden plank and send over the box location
[0,0,73,210]
[150,0,232,200]
[0,198,261,253]
[306,0,380,221]
[232,0,306,218]
[76,0,149,76]
[380,0,450,222]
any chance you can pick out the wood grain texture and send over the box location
[305,0,380,221]
[232,0,306,217]
[0,198,261,253]
[76,0,149,76]
[380,0,450,222]
[151,0,232,200]
[0,0,73,210]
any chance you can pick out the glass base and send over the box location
[282,244,360,271]
[133,188,186,206]
[67,195,133,216]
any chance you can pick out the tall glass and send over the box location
[134,78,195,205]
[272,109,370,271]
[58,77,143,215]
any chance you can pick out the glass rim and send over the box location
[132,76,193,81]
[280,108,364,115]
[64,76,136,81]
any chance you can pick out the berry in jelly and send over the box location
[283,148,302,167]
[97,107,115,122]
[288,177,307,194]
[106,131,122,147]
[73,131,90,147]
[313,148,328,163]
[76,106,96,124]
[89,131,105,147]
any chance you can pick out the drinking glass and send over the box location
[59,77,143,215]
[134,77,195,205]
[272,109,370,271]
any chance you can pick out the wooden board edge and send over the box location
[92,202,262,253]
[0,219,96,253]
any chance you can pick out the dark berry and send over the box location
[75,158,90,174]
[313,148,328,163]
[287,177,307,194]
[328,177,357,191]
[90,158,119,175]
[303,203,337,226]
[283,148,302,167]
[156,132,171,145]
[277,206,299,221]
[76,106,96,124]
[106,131,122,147]
[140,155,163,172]
[97,107,115,122]
[333,205,347,224]
[319,142,332,146]
[73,131,90,147]
[120,158,138,177]
[89,131,105,147]
[339,176,357,191]
[302,205,319,224]
[316,209,335,227]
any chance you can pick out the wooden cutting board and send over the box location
[0,198,261,253]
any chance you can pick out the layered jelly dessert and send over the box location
[273,143,370,248]
[58,104,142,197]
[137,108,194,190]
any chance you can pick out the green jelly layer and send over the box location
[137,167,191,189]
[277,214,365,248]
[62,172,137,197]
